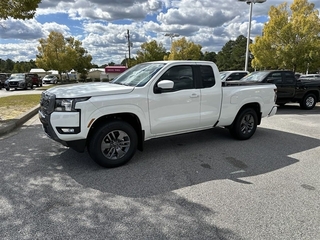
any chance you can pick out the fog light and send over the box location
[61,128,75,133]
[56,127,80,134]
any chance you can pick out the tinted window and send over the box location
[159,65,194,91]
[267,72,282,83]
[284,72,295,83]
[200,65,215,88]
[229,72,247,81]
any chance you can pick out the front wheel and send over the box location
[300,93,316,110]
[88,121,138,168]
[229,108,258,140]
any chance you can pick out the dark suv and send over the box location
[0,73,11,89]
[4,73,33,91]
[27,73,42,87]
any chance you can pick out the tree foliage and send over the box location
[135,40,166,64]
[0,58,36,73]
[201,51,217,62]
[36,31,92,78]
[250,0,320,73]
[215,35,249,71]
[164,37,202,60]
[0,0,41,20]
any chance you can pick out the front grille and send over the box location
[8,81,19,87]
[40,91,56,115]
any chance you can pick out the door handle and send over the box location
[190,93,199,98]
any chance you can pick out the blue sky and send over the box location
[0,0,319,66]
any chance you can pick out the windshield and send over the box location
[111,62,165,87]
[240,71,269,82]
[220,72,228,81]
[8,74,25,80]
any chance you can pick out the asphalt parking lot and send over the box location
[0,103,319,239]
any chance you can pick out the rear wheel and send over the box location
[300,93,316,110]
[88,121,138,168]
[229,108,258,140]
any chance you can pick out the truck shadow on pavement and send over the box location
[0,124,247,240]
[55,126,320,198]
[276,103,320,115]
[1,123,319,239]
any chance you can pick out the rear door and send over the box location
[198,65,221,127]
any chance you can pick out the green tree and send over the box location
[250,0,320,73]
[0,0,41,20]
[65,37,92,78]
[12,60,37,73]
[216,35,249,71]
[164,37,202,60]
[201,51,217,62]
[135,40,166,64]
[36,31,92,80]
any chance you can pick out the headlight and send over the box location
[55,97,90,112]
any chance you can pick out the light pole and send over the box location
[165,33,180,45]
[238,0,266,71]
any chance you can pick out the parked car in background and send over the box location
[236,70,320,110]
[27,73,42,87]
[299,74,320,80]
[220,70,249,81]
[42,75,58,84]
[4,73,33,91]
[0,73,11,89]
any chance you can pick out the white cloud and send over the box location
[0,0,318,66]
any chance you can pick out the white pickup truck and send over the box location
[39,61,277,167]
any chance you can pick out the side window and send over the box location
[159,65,194,91]
[284,72,295,84]
[267,72,282,83]
[200,65,215,88]
[239,72,248,80]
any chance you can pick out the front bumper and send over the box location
[5,81,25,89]
[39,92,87,152]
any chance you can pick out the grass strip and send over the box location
[0,94,41,121]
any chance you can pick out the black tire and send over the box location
[30,84,33,90]
[88,121,138,168]
[6,88,9,91]
[300,93,316,110]
[229,108,258,140]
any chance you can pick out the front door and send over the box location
[148,65,201,135]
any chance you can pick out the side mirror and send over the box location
[155,80,174,93]
[157,80,174,89]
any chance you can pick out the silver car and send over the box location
[4,73,33,91]
[42,75,58,84]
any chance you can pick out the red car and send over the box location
[27,73,42,87]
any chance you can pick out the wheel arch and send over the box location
[87,113,144,151]
[303,90,319,102]
[232,102,261,127]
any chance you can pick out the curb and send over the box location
[0,104,40,137]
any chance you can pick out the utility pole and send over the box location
[126,29,133,67]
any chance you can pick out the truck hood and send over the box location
[46,82,134,98]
